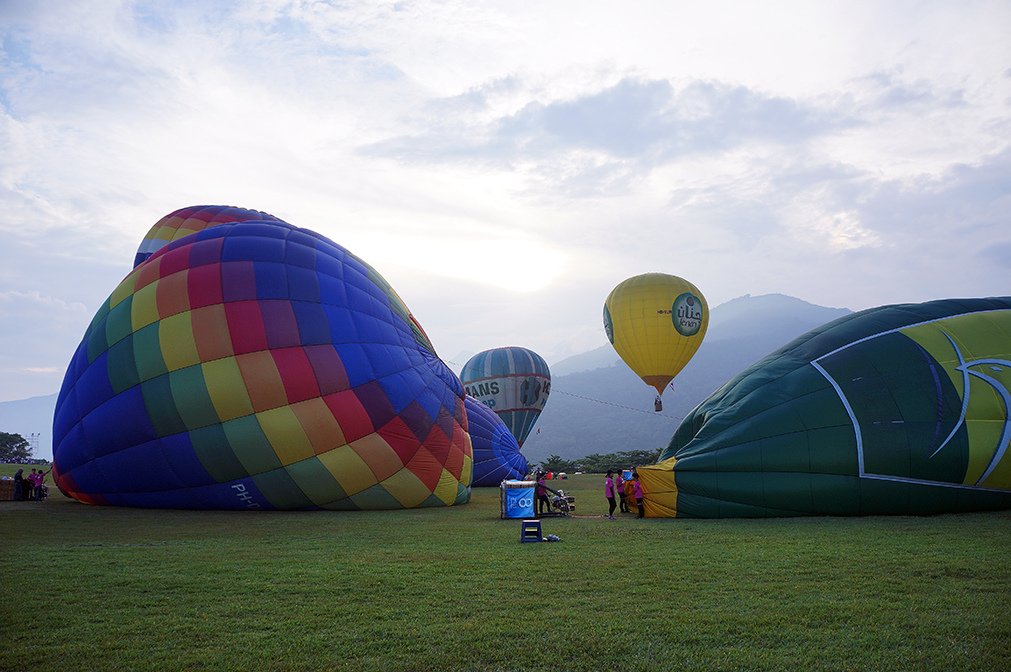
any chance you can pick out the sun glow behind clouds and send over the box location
[784,191,882,251]
[350,228,566,293]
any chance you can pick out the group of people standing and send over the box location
[13,467,50,502]
[605,469,644,519]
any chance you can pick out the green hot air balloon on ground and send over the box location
[638,297,1011,517]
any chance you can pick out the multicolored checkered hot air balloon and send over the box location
[464,396,528,486]
[134,205,285,268]
[53,219,472,510]
[460,347,550,447]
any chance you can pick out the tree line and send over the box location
[537,448,663,474]
[0,432,40,463]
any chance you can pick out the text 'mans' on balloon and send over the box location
[604,273,709,400]
[639,297,1011,517]
[460,347,551,447]
[465,396,529,486]
[54,220,472,510]
[134,205,286,268]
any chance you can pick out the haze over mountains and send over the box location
[518,294,851,463]
[0,293,850,464]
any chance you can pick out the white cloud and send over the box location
[0,0,1009,401]
[0,290,88,312]
[0,290,91,401]
[782,195,882,252]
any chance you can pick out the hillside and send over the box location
[520,294,850,463]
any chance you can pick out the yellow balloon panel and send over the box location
[604,273,708,394]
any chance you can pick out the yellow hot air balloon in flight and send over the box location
[604,273,709,411]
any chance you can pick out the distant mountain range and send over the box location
[0,393,58,461]
[0,293,850,465]
[519,294,851,463]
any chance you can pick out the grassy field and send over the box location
[1,464,1008,671]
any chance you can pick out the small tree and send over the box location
[0,432,32,463]
[539,454,574,473]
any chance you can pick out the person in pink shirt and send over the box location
[27,469,39,499]
[604,470,617,520]
[614,471,628,513]
[35,466,51,501]
[633,471,644,518]
[535,472,551,516]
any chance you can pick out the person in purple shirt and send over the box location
[604,470,617,520]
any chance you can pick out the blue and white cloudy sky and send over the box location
[1,0,1009,402]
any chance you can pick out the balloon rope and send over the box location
[551,389,684,419]
[445,359,683,419]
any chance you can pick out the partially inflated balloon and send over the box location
[640,297,1011,517]
[54,220,472,510]
[134,205,285,268]
[465,396,528,486]
[604,273,708,401]
[460,347,550,447]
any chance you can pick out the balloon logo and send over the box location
[672,292,704,336]
[604,273,708,409]
[520,378,543,406]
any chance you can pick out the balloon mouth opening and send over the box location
[642,376,673,395]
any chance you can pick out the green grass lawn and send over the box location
[1,466,1008,671]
